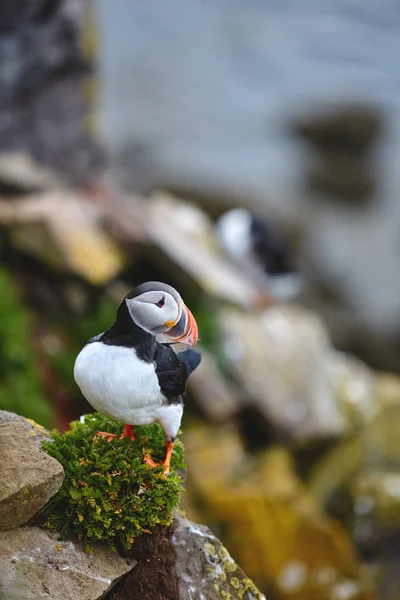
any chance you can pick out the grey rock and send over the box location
[172,514,266,600]
[0,409,52,448]
[0,420,64,531]
[0,526,135,600]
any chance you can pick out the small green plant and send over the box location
[40,413,185,550]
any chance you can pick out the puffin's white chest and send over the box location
[74,342,162,424]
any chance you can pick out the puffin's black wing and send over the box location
[153,343,201,399]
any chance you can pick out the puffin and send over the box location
[216,208,303,301]
[74,282,201,473]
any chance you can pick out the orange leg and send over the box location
[121,424,135,441]
[143,441,174,474]
[97,424,135,442]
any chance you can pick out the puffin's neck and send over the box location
[101,301,155,354]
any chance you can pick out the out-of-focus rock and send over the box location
[220,305,345,444]
[294,106,382,155]
[325,352,376,429]
[293,105,382,200]
[306,154,375,200]
[309,373,400,509]
[183,425,376,600]
[145,193,264,308]
[351,471,400,530]
[0,0,102,184]
[0,526,135,600]
[0,419,64,531]
[0,152,57,194]
[0,192,125,284]
[187,350,240,422]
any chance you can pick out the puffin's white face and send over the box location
[124,282,199,345]
[126,290,181,335]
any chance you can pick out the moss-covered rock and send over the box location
[40,413,185,550]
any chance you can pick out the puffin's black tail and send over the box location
[178,349,202,378]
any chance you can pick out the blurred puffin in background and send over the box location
[74,282,201,473]
[216,208,303,301]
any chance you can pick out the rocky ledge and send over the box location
[0,410,265,600]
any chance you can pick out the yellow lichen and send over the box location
[204,542,217,557]
[26,419,47,434]
[224,559,237,573]
[231,577,240,589]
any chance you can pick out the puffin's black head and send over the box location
[122,281,198,345]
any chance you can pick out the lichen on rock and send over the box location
[40,413,185,550]
[172,515,266,600]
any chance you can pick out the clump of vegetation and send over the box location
[40,413,185,550]
[0,267,53,428]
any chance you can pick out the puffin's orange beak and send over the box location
[164,303,199,346]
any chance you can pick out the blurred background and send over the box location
[0,1,400,598]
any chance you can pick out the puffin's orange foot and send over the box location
[143,455,162,467]
[143,441,174,474]
[96,431,117,442]
[143,456,170,474]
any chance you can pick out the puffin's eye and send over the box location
[156,296,165,308]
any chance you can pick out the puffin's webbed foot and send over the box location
[96,431,117,442]
[143,441,174,474]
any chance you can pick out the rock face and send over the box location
[0,0,102,183]
[0,417,64,531]
[0,526,135,600]
[172,514,266,600]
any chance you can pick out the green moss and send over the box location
[40,413,185,550]
[0,267,53,427]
